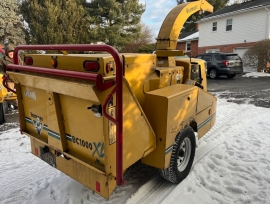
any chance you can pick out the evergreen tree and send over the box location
[85,0,145,51]
[20,0,91,44]
[177,0,229,33]
[0,0,25,46]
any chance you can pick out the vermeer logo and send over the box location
[24,90,36,100]
[186,5,198,14]
[31,112,43,135]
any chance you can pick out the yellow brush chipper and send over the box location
[5,0,216,199]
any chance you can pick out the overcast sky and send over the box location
[139,0,235,39]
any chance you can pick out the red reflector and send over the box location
[35,147,39,156]
[83,61,99,72]
[24,57,33,65]
[96,182,100,192]
[106,63,110,74]
[51,58,58,68]
[222,60,229,66]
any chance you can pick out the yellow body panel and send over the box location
[23,54,115,77]
[141,84,198,169]
[29,137,116,199]
[175,57,208,91]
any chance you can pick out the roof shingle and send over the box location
[204,0,270,19]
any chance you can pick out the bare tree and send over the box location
[121,23,154,53]
[242,39,270,72]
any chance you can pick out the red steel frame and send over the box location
[5,44,125,186]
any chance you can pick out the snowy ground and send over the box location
[242,72,270,78]
[1,96,270,204]
[0,99,270,204]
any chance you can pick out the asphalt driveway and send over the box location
[207,73,270,108]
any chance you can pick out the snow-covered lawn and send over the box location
[242,72,270,78]
[1,97,270,204]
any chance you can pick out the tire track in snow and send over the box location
[0,157,54,201]
[0,129,54,202]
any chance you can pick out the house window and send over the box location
[186,41,191,52]
[226,19,232,31]
[212,22,217,31]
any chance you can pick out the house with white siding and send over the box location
[197,0,270,60]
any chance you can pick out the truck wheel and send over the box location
[209,68,218,79]
[227,74,236,78]
[160,126,196,183]
[0,103,6,125]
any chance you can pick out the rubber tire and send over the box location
[0,103,6,125]
[208,68,219,79]
[227,74,236,78]
[3,101,8,114]
[160,126,196,183]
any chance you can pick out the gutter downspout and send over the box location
[265,7,270,39]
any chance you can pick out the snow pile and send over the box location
[242,72,270,78]
[1,98,270,203]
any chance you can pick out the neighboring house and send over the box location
[177,31,199,57]
[197,0,270,61]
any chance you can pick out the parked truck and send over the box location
[5,0,216,199]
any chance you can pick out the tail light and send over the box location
[24,57,33,65]
[51,58,58,68]
[222,60,229,66]
[106,63,111,74]
[96,181,100,192]
[83,61,99,72]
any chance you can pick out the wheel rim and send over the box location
[209,70,216,78]
[177,137,192,172]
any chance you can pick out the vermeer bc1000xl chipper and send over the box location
[5,0,216,199]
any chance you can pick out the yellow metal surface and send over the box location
[93,78,156,176]
[175,58,207,91]
[156,0,213,50]
[155,0,213,68]
[142,84,198,169]
[8,72,99,102]
[9,62,156,197]
[23,54,115,76]
[46,92,68,152]
[123,54,156,107]
[30,138,115,199]
[195,88,217,139]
